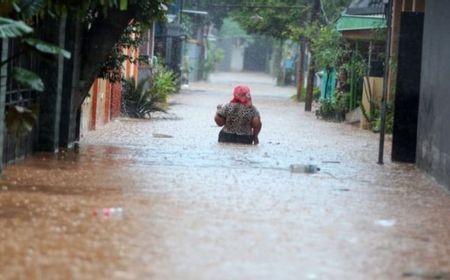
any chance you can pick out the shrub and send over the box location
[152,62,178,97]
[316,93,349,122]
[317,98,337,120]
[370,102,394,134]
[203,41,224,80]
[292,87,321,102]
[121,78,167,118]
[313,87,321,102]
[121,62,178,118]
[360,95,395,134]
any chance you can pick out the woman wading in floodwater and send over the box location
[214,85,262,145]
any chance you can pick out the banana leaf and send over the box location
[0,17,33,38]
[23,38,71,59]
[12,67,44,91]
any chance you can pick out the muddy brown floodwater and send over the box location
[1,72,450,280]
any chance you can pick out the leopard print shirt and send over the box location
[217,103,260,135]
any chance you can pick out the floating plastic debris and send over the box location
[374,219,396,227]
[152,133,173,138]
[322,160,341,164]
[92,207,124,219]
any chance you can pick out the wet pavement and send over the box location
[1,72,450,279]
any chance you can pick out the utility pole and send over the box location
[296,37,306,101]
[378,0,393,164]
[304,0,321,111]
[195,0,205,81]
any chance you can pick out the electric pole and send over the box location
[304,0,321,111]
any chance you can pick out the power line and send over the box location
[210,4,308,10]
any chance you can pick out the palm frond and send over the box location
[23,38,71,59]
[121,77,168,119]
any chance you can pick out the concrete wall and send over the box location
[360,77,383,130]
[416,1,450,189]
[80,91,93,139]
[186,42,200,81]
[230,39,245,72]
[216,39,232,72]
[80,79,113,138]
[216,38,245,73]
[79,47,139,139]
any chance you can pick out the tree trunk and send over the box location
[305,0,321,111]
[196,15,205,81]
[75,8,136,108]
[305,53,315,111]
[202,22,211,80]
[276,40,284,86]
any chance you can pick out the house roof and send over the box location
[336,14,386,32]
[346,0,385,15]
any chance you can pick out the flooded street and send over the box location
[1,72,450,279]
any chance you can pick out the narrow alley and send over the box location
[1,72,449,279]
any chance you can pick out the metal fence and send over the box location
[2,39,39,164]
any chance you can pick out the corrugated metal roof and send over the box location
[346,0,385,15]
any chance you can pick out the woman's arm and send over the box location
[215,114,225,126]
[251,116,262,145]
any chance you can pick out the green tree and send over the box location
[0,0,175,144]
[0,0,171,107]
[223,0,353,111]
[182,0,353,99]
[321,0,354,24]
[231,0,308,41]
[183,0,239,30]
[300,0,351,111]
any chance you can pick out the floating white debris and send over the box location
[374,219,397,227]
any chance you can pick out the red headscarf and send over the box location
[230,85,252,107]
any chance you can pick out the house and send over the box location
[335,0,387,127]
[400,1,449,188]
[154,0,185,81]
[0,15,152,171]
[80,47,139,138]
[345,0,450,189]
[335,0,450,189]
[383,0,424,164]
